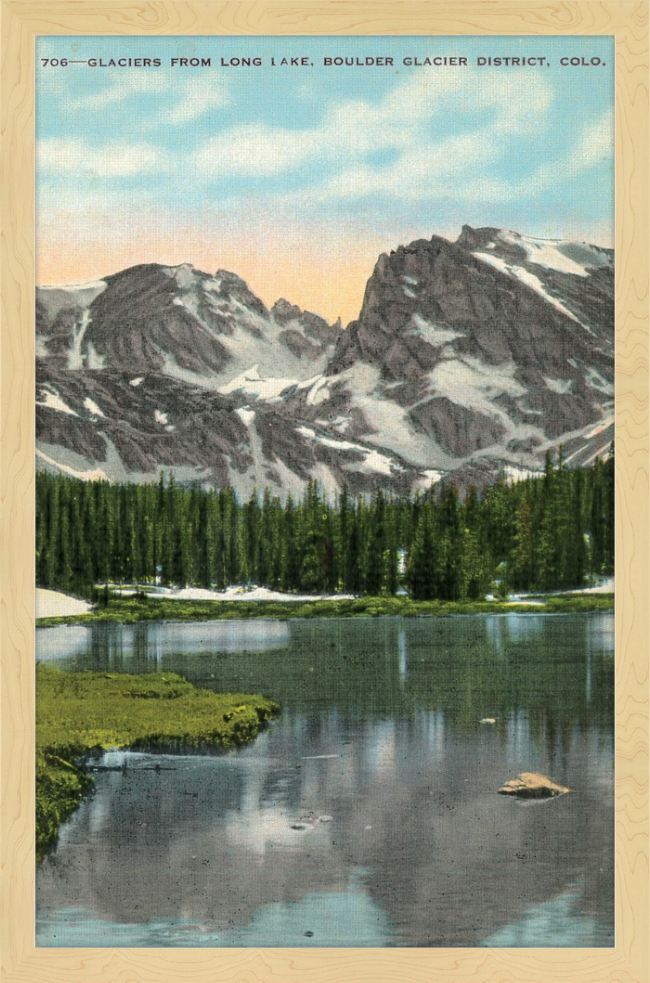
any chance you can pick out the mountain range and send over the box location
[36,226,614,498]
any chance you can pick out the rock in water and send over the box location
[498,772,571,798]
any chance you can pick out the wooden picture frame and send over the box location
[1,2,647,981]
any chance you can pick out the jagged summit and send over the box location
[36,227,614,498]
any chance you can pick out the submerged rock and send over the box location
[498,772,571,798]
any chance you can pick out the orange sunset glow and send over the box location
[36,210,457,325]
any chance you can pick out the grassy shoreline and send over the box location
[36,665,279,864]
[36,593,614,628]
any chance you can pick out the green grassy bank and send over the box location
[36,664,280,864]
[36,592,614,628]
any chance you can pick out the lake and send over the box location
[36,612,615,947]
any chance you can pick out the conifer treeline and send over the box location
[36,448,614,600]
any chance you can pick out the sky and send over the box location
[36,35,614,324]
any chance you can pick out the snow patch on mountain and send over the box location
[37,389,78,416]
[430,356,525,421]
[85,342,106,370]
[544,377,574,395]
[68,310,93,370]
[418,469,444,487]
[36,446,108,481]
[585,367,614,395]
[504,465,537,482]
[298,426,402,478]
[472,251,585,327]
[37,281,107,321]
[585,420,613,441]
[162,263,196,290]
[337,364,448,468]
[221,364,299,400]
[410,314,462,347]
[496,230,612,277]
[306,376,331,406]
[236,407,256,427]
[83,397,105,417]
[361,449,395,477]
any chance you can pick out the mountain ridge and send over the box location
[36,226,614,498]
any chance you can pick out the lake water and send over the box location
[36,612,615,947]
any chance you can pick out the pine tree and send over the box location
[405,504,436,600]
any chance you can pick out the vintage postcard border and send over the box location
[1,2,648,981]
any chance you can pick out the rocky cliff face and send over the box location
[36,227,614,497]
[36,263,340,384]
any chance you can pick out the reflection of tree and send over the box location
[66,615,614,751]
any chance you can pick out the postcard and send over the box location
[34,32,615,949]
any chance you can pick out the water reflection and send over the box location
[36,613,614,947]
[37,619,291,664]
[481,884,613,947]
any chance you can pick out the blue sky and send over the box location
[36,35,614,321]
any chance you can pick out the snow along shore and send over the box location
[117,585,357,602]
[36,589,93,619]
[37,577,614,619]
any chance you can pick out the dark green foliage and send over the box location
[36,450,614,603]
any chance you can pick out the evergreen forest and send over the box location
[36,448,614,602]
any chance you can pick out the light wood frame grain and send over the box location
[1,3,648,981]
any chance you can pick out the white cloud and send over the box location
[532,111,614,189]
[71,71,164,110]
[192,67,553,202]
[37,137,170,177]
[70,71,229,126]
[193,122,321,176]
[571,112,614,171]
[166,77,229,125]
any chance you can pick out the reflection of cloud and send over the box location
[481,886,610,947]
[586,611,615,655]
[154,619,290,654]
[36,625,92,661]
[36,694,614,947]
[362,720,397,780]
[35,620,291,662]
[485,613,546,654]
[224,804,330,857]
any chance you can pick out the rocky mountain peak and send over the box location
[271,298,303,323]
[36,226,614,499]
[271,298,342,352]
[213,269,269,316]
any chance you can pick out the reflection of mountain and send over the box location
[36,227,614,497]
[36,683,614,946]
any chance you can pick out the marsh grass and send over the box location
[35,664,279,863]
[36,593,614,628]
